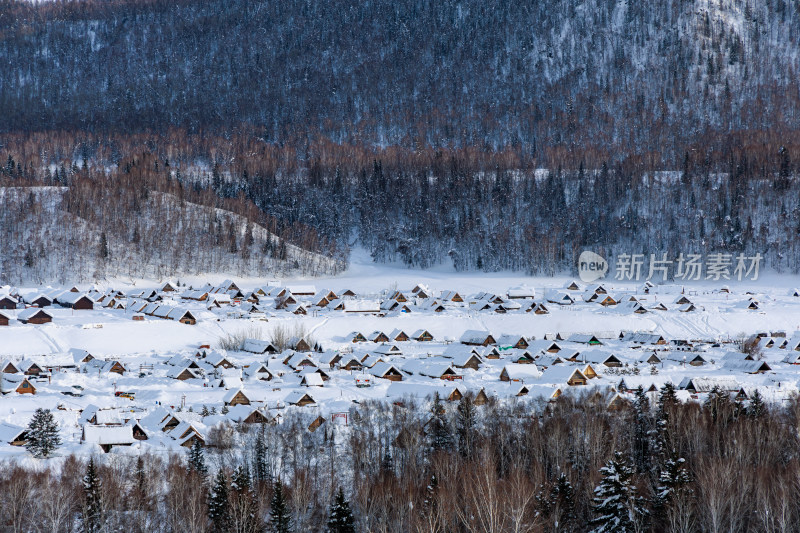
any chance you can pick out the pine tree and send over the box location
[99,231,109,259]
[326,487,356,533]
[536,472,577,532]
[231,464,261,533]
[253,425,270,483]
[380,444,394,477]
[705,385,734,424]
[270,481,293,533]
[222,404,230,415]
[25,407,61,458]
[631,386,652,473]
[421,472,439,520]
[455,394,476,457]
[748,389,766,418]
[428,393,452,452]
[135,455,147,495]
[653,450,692,520]
[550,473,577,532]
[188,438,208,475]
[208,469,230,533]
[24,246,34,268]
[83,457,104,533]
[590,452,648,533]
[653,383,678,460]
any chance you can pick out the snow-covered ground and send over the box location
[2,251,800,464]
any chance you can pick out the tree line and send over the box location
[2,387,799,532]
[1,129,798,279]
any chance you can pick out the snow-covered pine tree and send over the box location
[653,383,679,460]
[231,464,261,533]
[590,452,648,533]
[455,394,476,457]
[551,472,577,532]
[253,425,270,484]
[380,444,394,477]
[270,480,292,533]
[221,404,230,415]
[748,389,766,418]
[134,454,148,501]
[326,486,356,533]
[428,393,452,452]
[25,407,61,458]
[421,472,438,519]
[704,385,736,425]
[99,231,109,260]
[83,457,104,533]
[631,386,652,473]
[188,438,208,475]
[208,468,230,533]
[654,449,692,519]
[201,404,210,417]
[535,472,577,532]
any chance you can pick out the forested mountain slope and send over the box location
[0,0,797,161]
[0,0,798,277]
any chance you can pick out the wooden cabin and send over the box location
[291,338,312,352]
[223,389,251,406]
[172,368,197,381]
[347,332,368,343]
[17,308,53,324]
[389,329,410,342]
[446,388,463,401]
[368,331,390,343]
[11,378,36,394]
[460,330,496,346]
[413,329,435,342]
[0,296,18,309]
[474,389,489,406]
[174,310,197,325]
[0,423,29,446]
[368,362,404,382]
[287,392,317,407]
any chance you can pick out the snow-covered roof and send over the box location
[460,330,494,344]
[343,300,381,312]
[242,338,277,354]
[83,424,135,445]
[301,373,324,386]
[223,388,249,403]
[507,285,535,298]
[17,307,52,321]
[538,365,586,385]
[0,422,27,443]
[501,364,542,381]
[679,376,740,392]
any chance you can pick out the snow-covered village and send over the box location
[2,257,800,530]
[1,267,798,455]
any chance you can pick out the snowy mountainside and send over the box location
[0,187,341,284]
